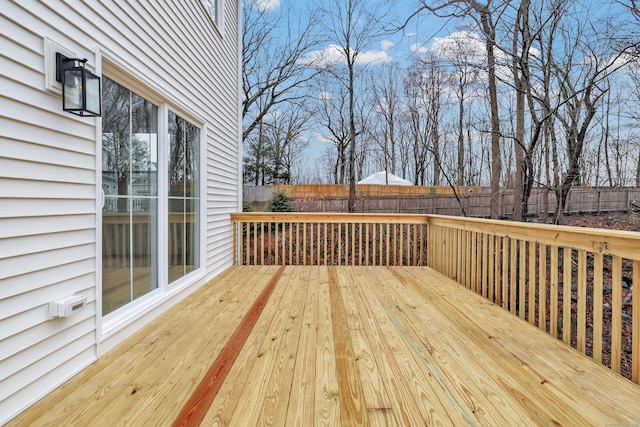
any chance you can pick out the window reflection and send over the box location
[168,112,200,282]
[102,77,158,315]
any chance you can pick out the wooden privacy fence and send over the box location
[230,212,428,266]
[231,211,640,384]
[273,184,486,198]
[245,185,640,217]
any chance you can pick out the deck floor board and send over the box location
[9,265,640,426]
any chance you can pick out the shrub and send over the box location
[265,189,292,212]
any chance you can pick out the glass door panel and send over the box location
[102,77,158,315]
[168,112,200,283]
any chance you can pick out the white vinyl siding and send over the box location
[0,0,240,423]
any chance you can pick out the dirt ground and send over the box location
[564,211,640,232]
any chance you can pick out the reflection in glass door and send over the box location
[102,77,158,315]
[168,112,200,283]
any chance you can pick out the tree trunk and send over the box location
[348,60,357,212]
[482,11,502,219]
[457,91,465,186]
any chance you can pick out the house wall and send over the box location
[0,1,241,423]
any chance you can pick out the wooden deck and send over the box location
[10,266,640,426]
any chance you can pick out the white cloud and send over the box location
[255,0,280,12]
[302,45,345,68]
[356,49,392,65]
[312,131,333,144]
[302,44,391,68]
[431,31,486,63]
[380,40,395,51]
[318,91,333,100]
[410,42,429,54]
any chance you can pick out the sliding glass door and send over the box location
[101,77,158,315]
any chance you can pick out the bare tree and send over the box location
[435,29,483,186]
[318,0,390,212]
[315,79,351,184]
[265,102,312,184]
[370,63,404,180]
[420,53,446,186]
[546,4,632,223]
[404,64,432,185]
[412,0,505,218]
[242,0,321,142]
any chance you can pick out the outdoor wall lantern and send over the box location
[56,52,101,117]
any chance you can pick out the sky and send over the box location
[247,0,501,179]
[246,0,639,185]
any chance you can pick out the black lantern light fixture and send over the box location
[56,52,101,117]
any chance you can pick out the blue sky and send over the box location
[254,0,463,68]
[250,0,469,166]
[248,0,639,185]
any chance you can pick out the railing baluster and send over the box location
[233,221,238,266]
[563,247,572,345]
[612,255,623,374]
[469,231,478,292]
[289,222,293,265]
[306,222,310,265]
[519,240,526,319]
[456,228,462,281]
[538,244,547,332]
[351,223,356,265]
[577,250,587,352]
[483,234,490,299]
[261,222,265,266]
[253,222,258,265]
[338,223,342,265]
[365,223,370,266]
[296,222,300,265]
[386,223,390,266]
[509,237,518,315]
[399,223,404,267]
[495,236,502,306]
[332,222,336,265]
[501,237,508,308]
[245,221,249,265]
[267,222,272,265]
[593,252,603,363]
[323,223,327,266]
[319,223,323,264]
[528,242,536,325]
[633,259,640,383]
[415,224,419,267]
[450,227,455,277]
[358,223,362,266]
[488,234,495,302]
[275,222,279,265]
[550,246,559,338]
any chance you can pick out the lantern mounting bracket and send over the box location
[55,53,87,83]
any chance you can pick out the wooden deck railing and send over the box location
[231,211,640,384]
[427,214,640,384]
[230,212,428,266]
